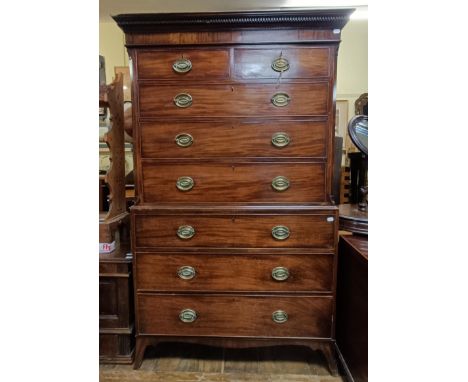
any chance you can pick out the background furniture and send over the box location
[99,247,134,363]
[99,73,135,363]
[336,234,368,382]
[114,9,353,373]
[347,152,367,205]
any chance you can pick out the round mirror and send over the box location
[348,115,368,155]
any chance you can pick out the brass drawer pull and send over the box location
[175,133,193,147]
[179,308,197,323]
[177,225,195,240]
[176,176,194,191]
[173,58,192,73]
[272,310,288,324]
[271,225,290,241]
[271,176,290,192]
[177,266,196,280]
[174,93,193,108]
[272,267,289,281]
[271,93,291,107]
[271,56,290,72]
[271,132,290,148]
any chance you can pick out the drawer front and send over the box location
[136,253,333,292]
[139,83,328,117]
[140,120,327,159]
[137,49,230,80]
[135,214,335,249]
[234,47,330,79]
[138,294,332,338]
[141,162,326,203]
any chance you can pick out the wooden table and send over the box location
[336,234,368,382]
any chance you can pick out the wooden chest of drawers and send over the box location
[114,9,353,373]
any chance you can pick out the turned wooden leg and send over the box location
[133,337,149,370]
[318,342,340,376]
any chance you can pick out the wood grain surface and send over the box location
[138,294,333,338]
[138,83,329,117]
[140,162,326,203]
[136,253,334,293]
[138,48,230,80]
[233,47,330,79]
[134,214,335,249]
[140,119,328,159]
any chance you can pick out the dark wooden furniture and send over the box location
[347,152,368,205]
[338,203,368,235]
[114,9,353,373]
[99,74,135,363]
[336,235,368,382]
[99,247,134,363]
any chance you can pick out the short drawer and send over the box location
[140,119,328,159]
[138,83,328,117]
[141,162,326,203]
[137,49,230,80]
[234,47,330,79]
[134,214,335,249]
[136,253,334,293]
[138,294,333,338]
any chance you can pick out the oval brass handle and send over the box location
[175,133,193,147]
[271,225,290,241]
[271,56,290,72]
[271,132,290,148]
[272,176,290,192]
[173,58,192,73]
[272,310,288,324]
[179,308,197,323]
[271,93,291,107]
[272,267,290,281]
[177,225,195,240]
[176,176,194,191]
[178,266,196,280]
[174,93,193,108]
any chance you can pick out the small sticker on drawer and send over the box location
[99,241,116,254]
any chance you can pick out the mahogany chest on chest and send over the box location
[114,9,353,373]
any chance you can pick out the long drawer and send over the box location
[140,119,328,159]
[134,214,335,249]
[233,47,330,79]
[138,83,329,117]
[136,253,334,293]
[137,48,230,80]
[138,294,333,338]
[140,162,326,203]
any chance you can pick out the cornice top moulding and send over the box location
[113,9,355,33]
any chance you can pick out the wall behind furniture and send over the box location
[336,19,368,118]
[99,18,368,119]
[99,21,128,84]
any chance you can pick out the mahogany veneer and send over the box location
[134,212,336,249]
[136,253,334,293]
[114,8,353,374]
[140,162,327,203]
[138,294,333,338]
[139,83,329,118]
[140,119,328,159]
